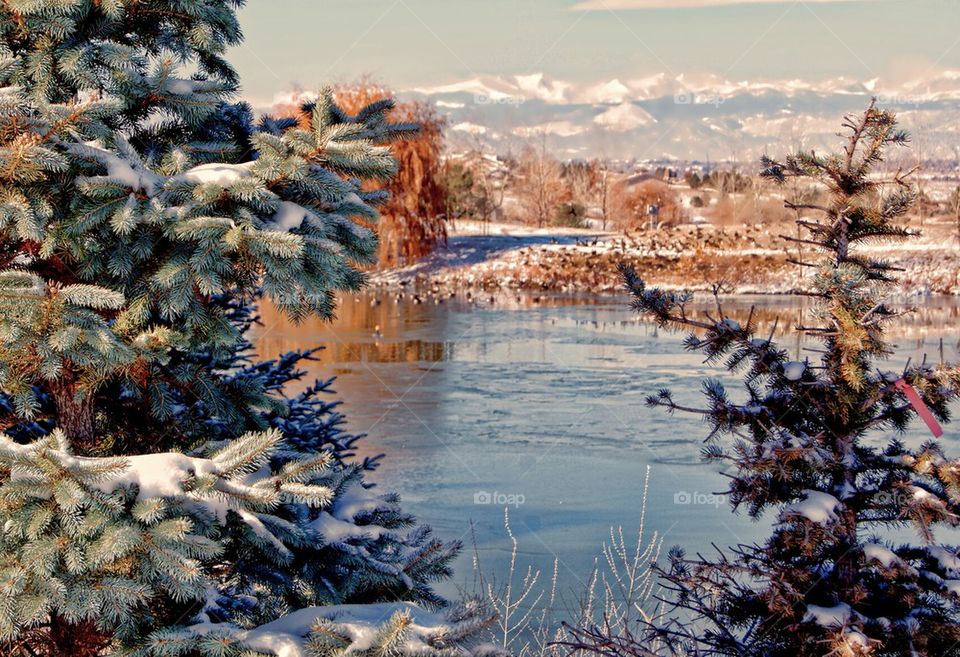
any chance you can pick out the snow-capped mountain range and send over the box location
[400,72,960,162]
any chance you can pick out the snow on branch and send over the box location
[173,602,501,657]
[0,428,335,552]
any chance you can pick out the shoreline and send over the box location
[370,220,960,298]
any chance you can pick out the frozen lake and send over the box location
[252,291,960,601]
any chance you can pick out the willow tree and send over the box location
[276,81,448,268]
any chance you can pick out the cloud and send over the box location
[572,0,882,9]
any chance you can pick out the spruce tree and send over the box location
[625,103,960,656]
[0,1,488,655]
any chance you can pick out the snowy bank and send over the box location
[372,220,960,296]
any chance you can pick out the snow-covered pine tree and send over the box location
[173,301,465,626]
[623,103,960,656]
[136,600,499,657]
[0,2,488,656]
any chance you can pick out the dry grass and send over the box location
[466,467,666,657]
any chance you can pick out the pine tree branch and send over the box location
[784,202,833,214]
[780,234,828,248]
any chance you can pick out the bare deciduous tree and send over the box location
[515,136,569,227]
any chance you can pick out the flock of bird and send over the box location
[365,286,515,308]
[367,224,783,301]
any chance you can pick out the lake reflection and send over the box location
[251,292,960,599]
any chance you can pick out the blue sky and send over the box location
[229,0,960,101]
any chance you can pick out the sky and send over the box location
[229,0,960,103]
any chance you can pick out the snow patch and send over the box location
[592,103,655,131]
[310,483,396,544]
[179,161,256,186]
[844,629,869,648]
[513,120,587,138]
[311,511,385,542]
[928,546,960,578]
[335,482,393,519]
[268,201,313,232]
[582,78,631,104]
[804,603,853,628]
[513,73,571,104]
[782,490,841,525]
[783,361,807,381]
[92,452,235,521]
[94,452,218,499]
[165,78,202,95]
[452,122,488,135]
[863,543,908,570]
[719,318,741,332]
[73,141,161,195]
[191,602,451,657]
[944,580,960,596]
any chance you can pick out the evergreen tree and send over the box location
[624,103,960,656]
[135,600,499,657]
[0,1,488,655]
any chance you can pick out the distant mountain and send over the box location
[401,72,960,163]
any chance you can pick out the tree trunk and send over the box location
[45,378,104,651]
[48,378,96,453]
[49,614,109,657]
[835,506,859,592]
[832,427,860,594]
[955,203,960,246]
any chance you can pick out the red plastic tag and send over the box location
[895,378,944,438]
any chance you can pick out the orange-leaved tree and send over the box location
[275,81,448,268]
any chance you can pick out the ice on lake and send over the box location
[252,292,960,598]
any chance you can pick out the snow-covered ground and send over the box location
[371,220,610,284]
[372,220,960,296]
